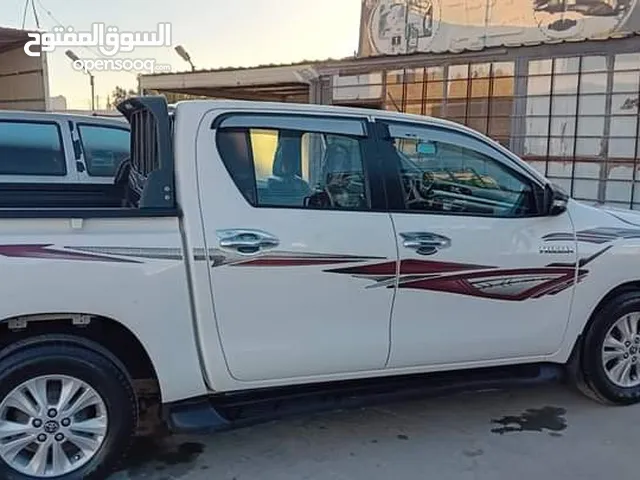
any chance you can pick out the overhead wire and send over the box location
[33,0,108,58]
[30,0,40,29]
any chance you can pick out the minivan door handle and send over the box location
[400,232,451,256]
[217,229,280,255]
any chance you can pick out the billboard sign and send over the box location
[359,0,640,56]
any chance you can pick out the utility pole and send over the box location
[90,74,96,111]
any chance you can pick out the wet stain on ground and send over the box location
[490,406,567,435]
[397,434,410,440]
[117,436,205,477]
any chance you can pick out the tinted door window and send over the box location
[78,124,130,177]
[216,117,369,210]
[388,124,537,217]
[0,121,65,175]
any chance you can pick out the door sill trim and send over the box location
[165,362,564,434]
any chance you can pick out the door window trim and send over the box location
[212,112,387,212]
[375,119,547,218]
[214,113,368,137]
[381,119,546,187]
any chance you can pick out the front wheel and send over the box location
[578,291,640,405]
[0,335,137,479]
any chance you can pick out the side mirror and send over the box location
[544,182,569,216]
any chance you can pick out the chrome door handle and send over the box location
[216,229,279,255]
[400,232,451,256]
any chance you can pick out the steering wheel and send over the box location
[403,172,435,208]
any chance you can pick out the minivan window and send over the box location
[0,121,65,175]
[78,124,130,177]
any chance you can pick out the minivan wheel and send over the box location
[0,336,137,479]
[580,291,640,405]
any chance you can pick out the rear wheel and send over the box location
[0,335,137,479]
[579,291,640,405]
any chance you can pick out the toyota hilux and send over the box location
[0,96,639,479]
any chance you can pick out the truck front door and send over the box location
[375,118,578,368]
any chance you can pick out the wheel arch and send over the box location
[0,312,160,394]
[567,280,640,367]
[564,280,640,405]
[581,280,640,338]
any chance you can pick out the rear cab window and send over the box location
[77,124,130,177]
[215,114,372,211]
[0,121,66,176]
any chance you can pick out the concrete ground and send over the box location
[108,383,638,480]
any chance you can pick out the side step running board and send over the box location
[165,363,564,434]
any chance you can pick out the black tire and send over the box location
[579,291,640,405]
[0,334,138,480]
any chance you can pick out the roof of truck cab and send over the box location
[172,99,465,130]
[0,110,128,128]
[172,98,548,185]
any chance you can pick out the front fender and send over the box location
[554,200,640,361]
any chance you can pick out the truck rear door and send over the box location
[196,110,397,383]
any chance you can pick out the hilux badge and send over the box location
[539,245,574,255]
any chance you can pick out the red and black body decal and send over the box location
[325,259,585,302]
[0,226,621,302]
[226,253,384,268]
[0,244,143,263]
[543,227,640,245]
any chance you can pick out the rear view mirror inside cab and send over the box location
[417,141,437,156]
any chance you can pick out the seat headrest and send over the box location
[322,143,352,178]
[273,137,301,178]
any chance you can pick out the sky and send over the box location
[1,0,362,109]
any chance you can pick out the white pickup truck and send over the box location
[1,96,640,479]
